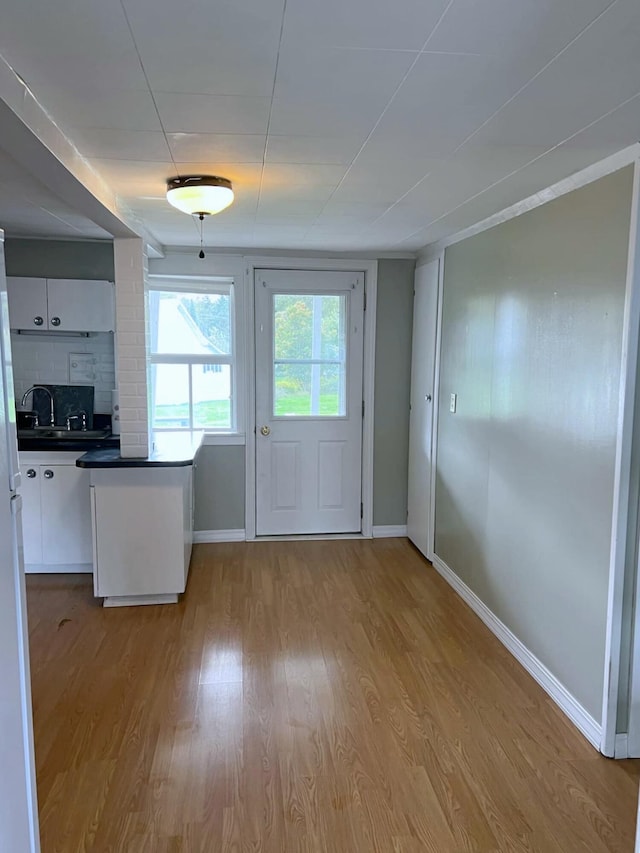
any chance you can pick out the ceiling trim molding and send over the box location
[417,143,640,266]
[0,53,164,258]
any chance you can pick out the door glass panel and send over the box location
[192,364,232,429]
[273,293,347,417]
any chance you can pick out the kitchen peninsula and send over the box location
[77,435,201,607]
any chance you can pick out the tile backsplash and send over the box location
[11,331,116,413]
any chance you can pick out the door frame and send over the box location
[243,257,378,540]
[428,252,445,560]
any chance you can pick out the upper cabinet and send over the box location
[7,277,115,333]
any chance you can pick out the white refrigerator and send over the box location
[0,229,40,852]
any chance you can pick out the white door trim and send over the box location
[428,252,445,561]
[243,257,378,540]
[601,156,640,756]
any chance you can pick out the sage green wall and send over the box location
[194,446,245,531]
[373,259,416,526]
[192,257,416,532]
[436,167,633,720]
[5,238,114,279]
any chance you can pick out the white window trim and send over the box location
[147,273,245,437]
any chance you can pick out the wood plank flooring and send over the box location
[26,539,640,852]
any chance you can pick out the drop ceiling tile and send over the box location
[265,136,364,165]
[259,183,340,204]
[560,93,640,152]
[282,0,450,50]
[261,163,347,190]
[30,86,163,132]
[88,159,177,197]
[0,1,146,92]
[155,93,272,135]
[270,96,389,139]
[332,162,424,205]
[392,148,547,215]
[70,128,171,161]
[327,183,399,206]
[427,0,612,65]
[319,200,392,218]
[462,1,640,150]
[251,225,310,238]
[370,52,530,158]
[167,133,266,163]
[122,0,285,97]
[274,45,415,103]
[256,198,327,216]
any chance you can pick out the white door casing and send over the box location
[255,269,364,535]
[407,259,440,559]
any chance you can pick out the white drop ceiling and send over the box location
[0,0,639,253]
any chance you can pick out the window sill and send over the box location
[201,433,245,446]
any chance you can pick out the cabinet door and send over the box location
[47,279,114,332]
[20,466,42,566]
[40,465,92,564]
[6,278,48,330]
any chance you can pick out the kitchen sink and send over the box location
[18,428,112,440]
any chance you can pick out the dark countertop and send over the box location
[19,434,120,453]
[76,434,202,468]
[17,412,117,453]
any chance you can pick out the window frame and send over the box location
[148,275,240,437]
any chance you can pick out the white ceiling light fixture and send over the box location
[166,175,234,258]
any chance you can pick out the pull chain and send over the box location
[198,213,205,259]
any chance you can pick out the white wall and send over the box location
[435,166,634,721]
[10,331,115,413]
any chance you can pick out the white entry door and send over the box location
[255,269,364,535]
[407,259,440,558]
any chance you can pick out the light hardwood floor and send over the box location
[27,539,640,852]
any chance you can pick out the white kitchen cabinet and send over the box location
[89,465,194,604]
[20,452,92,572]
[6,278,47,330]
[20,464,42,566]
[7,277,114,332]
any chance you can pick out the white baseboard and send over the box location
[372,525,408,538]
[25,563,92,574]
[103,593,178,608]
[431,554,602,751]
[193,529,246,543]
[615,733,629,758]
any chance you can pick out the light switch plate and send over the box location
[450,393,457,413]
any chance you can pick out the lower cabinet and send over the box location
[20,453,92,572]
[89,465,194,603]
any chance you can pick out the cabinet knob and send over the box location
[50,316,61,327]
[43,469,54,479]
[33,316,44,326]
[26,469,36,479]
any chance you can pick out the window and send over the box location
[148,279,236,434]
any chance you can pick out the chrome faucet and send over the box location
[66,411,88,431]
[21,385,55,427]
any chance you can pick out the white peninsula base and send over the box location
[86,462,195,607]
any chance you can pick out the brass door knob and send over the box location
[260,425,271,436]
